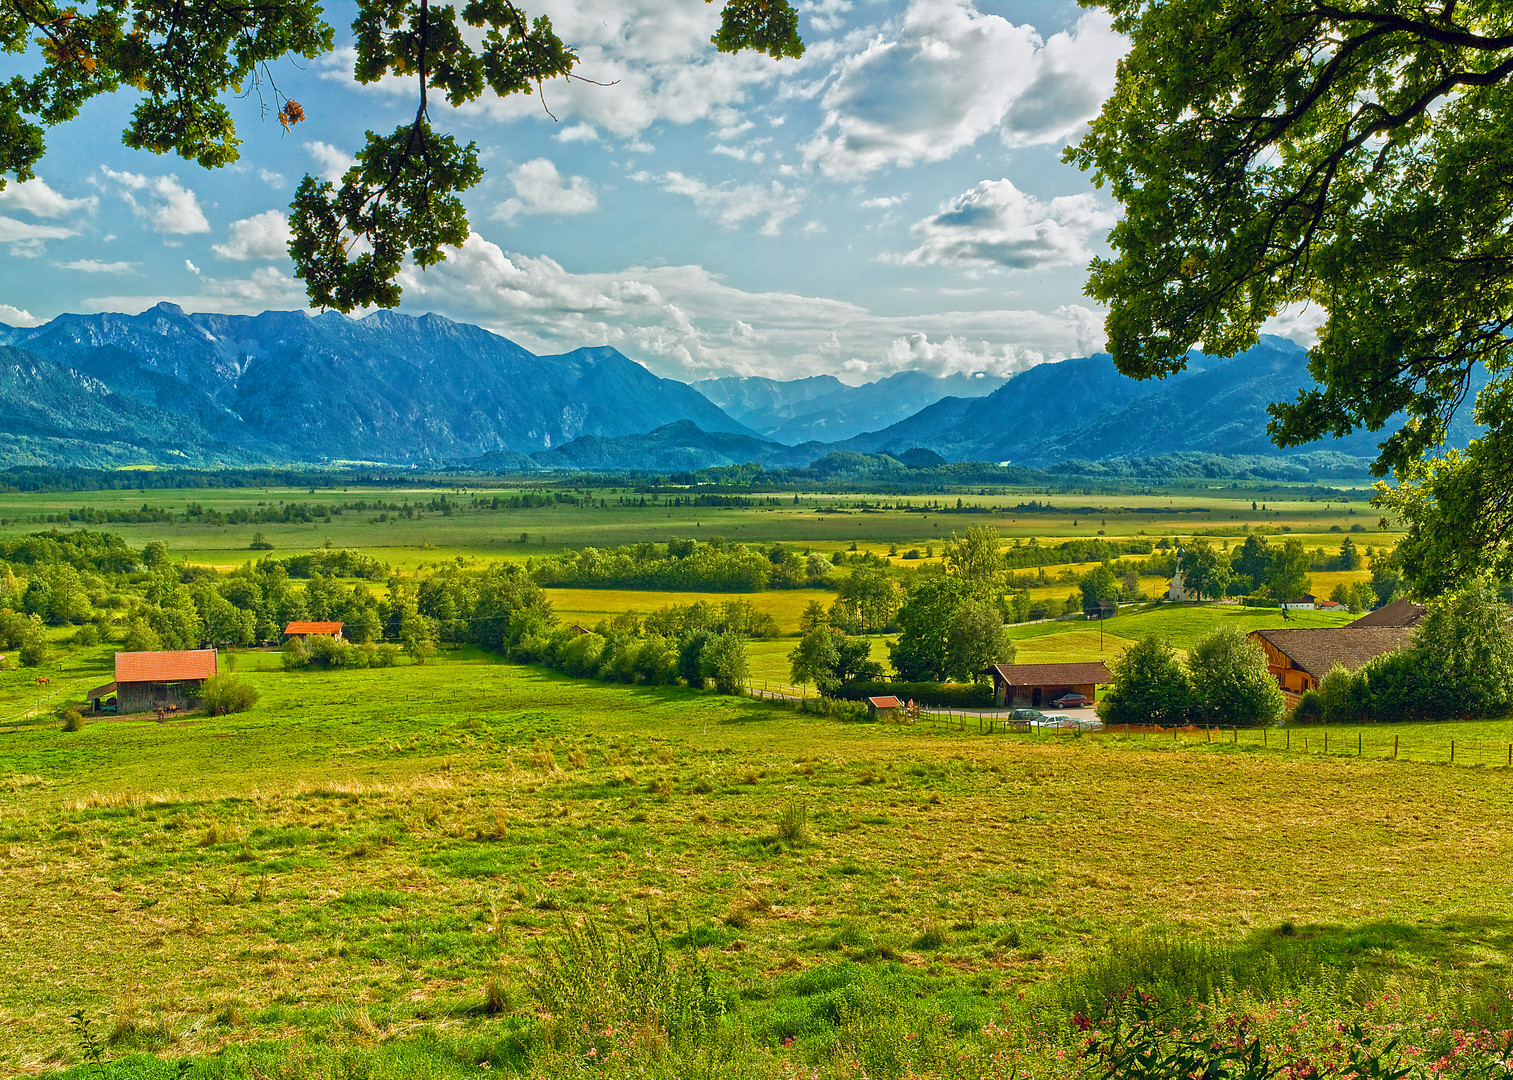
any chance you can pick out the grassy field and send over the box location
[0,484,1392,568]
[3,654,1513,1077]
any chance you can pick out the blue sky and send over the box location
[0,0,1153,384]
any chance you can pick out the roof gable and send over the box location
[1346,598,1427,628]
[1249,627,1414,678]
[285,621,343,635]
[115,649,218,683]
[987,661,1112,686]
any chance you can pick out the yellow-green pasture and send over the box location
[0,483,1391,569]
[544,587,834,636]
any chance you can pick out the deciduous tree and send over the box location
[1071,0,1513,593]
[1097,634,1190,727]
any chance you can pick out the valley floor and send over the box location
[3,654,1512,1076]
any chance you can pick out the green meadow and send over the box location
[3,478,1502,1079]
[5,654,1513,1078]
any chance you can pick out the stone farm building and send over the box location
[1247,627,1415,705]
[90,648,219,714]
[284,620,343,640]
[987,662,1111,708]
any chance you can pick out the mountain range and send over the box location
[0,305,1463,473]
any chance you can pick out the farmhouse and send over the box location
[284,620,343,640]
[1282,594,1317,611]
[90,648,219,714]
[1248,627,1415,704]
[986,661,1111,708]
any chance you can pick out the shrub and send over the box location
[1098,634,1191,726]
[838,681,994,708]
[1186,626,1285,727]
[1290,689,1325,725]
[201,674,259,716]
[72,624,99,647]
[60,709,84,732]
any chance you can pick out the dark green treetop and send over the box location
[1069,0,1513,592]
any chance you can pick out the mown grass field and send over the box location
[3,653,1513,1079]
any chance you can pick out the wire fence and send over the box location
[744,682,1513,769]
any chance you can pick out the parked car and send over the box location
[1012,708,1045,722]
[1051,692,1089,709]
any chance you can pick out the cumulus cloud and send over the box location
[651,171,802,235]
[495,159,599,222]
[394,232,1105,382]
[306,141,356,183]
[212,210,293,261]
[0,303,40,327]
[555,123,600,142]
[99,168,210,234]
[61,259,139,274]
[0,177,96,218]
[440,0,808,138]
[888,179,1116,270]
[0,215,77,258]
[803,1,1126,177]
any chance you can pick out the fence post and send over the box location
[1232,727,1237,745]
[1451,739,1455,765]
[1264,729,1268,748]
[1324,730,1328,754]
[1286,729,1291,751]
[1358,732,1362,757]
[1394,734,1398,760]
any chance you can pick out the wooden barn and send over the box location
[92,649,219,715]
[284,620,343,641]
[865,695,903,721]
[1247,627,1415,705]
[986,661,1111,708]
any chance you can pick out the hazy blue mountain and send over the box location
[0,344,268,467]
[693,374,844,425]
[831,336,1483,466]
[0,304,755,464]
[529,419,824,471]
[696,369,1003,444]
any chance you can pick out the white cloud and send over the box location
[258,168,286,188]
[1262,302,1329,347]
[393,232,1105,383]
[212,210,293,261]
[434,0,810,139]
[0,215,77,258]
[185,260,202,275]
[495,159,599,222]
[802,2,1126,177]
[860,195,903,208]
[99,168,210,234]
[61,259,139,274]
[802,0,853,34]
[555,123,600,143]
[306,141,356,183]
[0,177,97,218]
[653,171,802,235]
[85,267,308,316]
[888,179,1116,270]
[0,303,40,327]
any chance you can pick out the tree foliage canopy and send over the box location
[1072,0,1513,593]
[2,0,803,310]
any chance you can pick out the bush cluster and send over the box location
[200,673,259,715]
[282,636,402,671]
